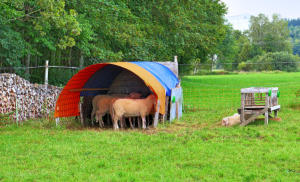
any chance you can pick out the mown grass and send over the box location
[1,72,300,181]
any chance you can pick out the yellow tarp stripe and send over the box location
[110,62,166,114]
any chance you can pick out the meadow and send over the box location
[1,72,300,181]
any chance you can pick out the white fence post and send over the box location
[56,118,60,126]
[15,92,19,126]
[44,60,49,89]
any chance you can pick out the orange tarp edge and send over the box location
[54,64,108,118]
[54,62,166,118]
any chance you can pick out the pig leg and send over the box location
[142,116,146,129]
[95,111,100,123]
[120,117,126,128]
[99,116,104,128]
[91,109,95,122]
[96,112,104,127]
[137,117,141,128]
[129,117,134,129]
[113,116,119,130]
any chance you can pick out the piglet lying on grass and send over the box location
[222,113,240,127]
[111,94,156,130]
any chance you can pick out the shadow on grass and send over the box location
[246,117,282,126]
[288,102,300,110]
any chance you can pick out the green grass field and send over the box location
[1,72,300,181]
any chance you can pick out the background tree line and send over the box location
[0,0,228,84]
[288,18,300,56]
[217,14,300,72]
[1,0,300,85]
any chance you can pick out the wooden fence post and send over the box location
[153,100,160,127]
[44,60,49,89]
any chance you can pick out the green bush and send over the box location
[238,61,252,71]
[243,52,299,72]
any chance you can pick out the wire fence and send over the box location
[179,62,300,124]
[1,61,300,126]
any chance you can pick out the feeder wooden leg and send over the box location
[240,93,245,125]
[274,110,278,118]
[264,111,269,125]
[240,109,245,124]
[264,95,269,125]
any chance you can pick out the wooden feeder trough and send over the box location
[238,87,280,126]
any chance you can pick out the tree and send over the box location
[249,14,292,53]
[288,18,300,26]
[0,24,25,67]
[288,21,300,56]
[216,25,239,70]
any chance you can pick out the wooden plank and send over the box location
[241,87,278,94]
[240,108,268,126]
[269,105,280,111]
[69,88,109,92]
[245,106,266,109]
[244,110,265,114]
[157,59,178,77]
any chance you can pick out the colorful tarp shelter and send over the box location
[54,62,179,118]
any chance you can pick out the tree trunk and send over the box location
[193,65,197,75]
[79,52,84,69]
[50,50,56,65]
[68,48,72,66]
[57,49,61,65]
[35,55,37,67]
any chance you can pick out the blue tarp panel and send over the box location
[132,62,179,96]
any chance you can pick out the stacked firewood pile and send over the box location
[0,73,62,121]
